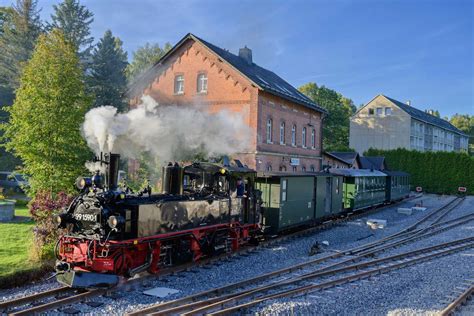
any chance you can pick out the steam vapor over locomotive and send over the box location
[55,153,261,288]
[55,153,410,288]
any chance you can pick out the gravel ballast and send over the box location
[0,194,471,316]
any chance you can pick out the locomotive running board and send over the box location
[57,270,119,288]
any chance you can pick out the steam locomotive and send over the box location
[55,153,261,288]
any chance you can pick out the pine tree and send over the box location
[2,29,92,195]
[126,42,172,82]
[88,30,128,111]
[48,0,94,63]
[0,0,42,89]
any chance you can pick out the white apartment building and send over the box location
[350,95,469,154]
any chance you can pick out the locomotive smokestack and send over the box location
[108,153,120,190]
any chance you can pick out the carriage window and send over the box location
[282,179,287,201]
[183,175,190,188]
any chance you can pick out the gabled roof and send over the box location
[129,33,326,114]
[380,95,466,136]
[325,152,359,165]
[329,168,386,177]
[383,170,410,176]
[359,156,386,170]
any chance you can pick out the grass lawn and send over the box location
[0,205,35,278]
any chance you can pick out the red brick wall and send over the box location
[254,91,323,172]
[130,38,324,173]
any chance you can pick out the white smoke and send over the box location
[82,95,251,164]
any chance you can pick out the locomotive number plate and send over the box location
[73,213,98,222]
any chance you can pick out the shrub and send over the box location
[29,191,73,260]
[365,148,474,195]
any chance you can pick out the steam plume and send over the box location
[82,95,251,163]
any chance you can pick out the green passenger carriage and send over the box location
[329,169,387,211]
[255,172,343,234]
[383,170,410,202]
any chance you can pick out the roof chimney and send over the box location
[406,100,411,106]
[239,46,252,65]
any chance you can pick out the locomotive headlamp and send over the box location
[107,215,124,229]
[220,168,226,175]
[55,213,71,228]
[55,215,62,225]
[75,177,92,190]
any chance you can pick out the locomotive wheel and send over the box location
[114,253,133,278]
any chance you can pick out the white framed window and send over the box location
[197,73,207,93]
[291,124,296,146]
[266,118,273,143]
[376,107,383,115]
[302,127,307,148]
[311,129,315,148]
[280,122,285,145]
[385,107,392,115]
[174,75,184,94]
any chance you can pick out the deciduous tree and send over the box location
[2,30,92,195]
[450,113,474,154]
[299,82,356,151]
[126,42,172,82]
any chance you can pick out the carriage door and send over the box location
[325,177,332,213]
[242,177,255,224]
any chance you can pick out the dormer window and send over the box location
[197,73,207,93]
[174,75,184,94]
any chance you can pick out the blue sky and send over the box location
[2,0,473,116]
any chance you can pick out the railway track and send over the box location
[0,195,464,315]
[126,196,469,315]
[127,237,474,315]
[205,238,474,316]
[441,281,474,316]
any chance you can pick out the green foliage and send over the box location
[126,152,161,192]
[450,113,473,154]
[48,0,94,62]
[2,30,92,195]
[88,30,128,111]
[365,148,474,195]
[126,42,172,82]
[29,191,72,260]
[0,0,42,90]
[0,7,14,36]
[299,82,356,151]
[0,2,41,169]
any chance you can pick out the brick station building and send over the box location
[129,33,326,172]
